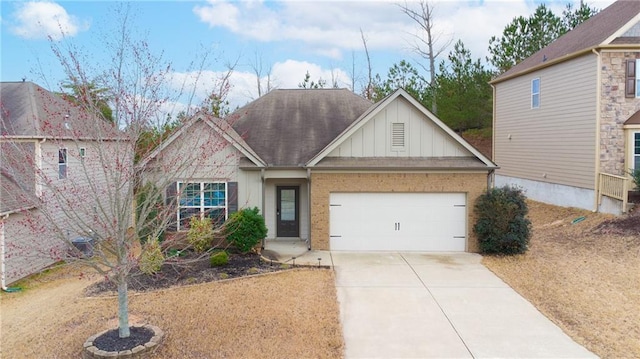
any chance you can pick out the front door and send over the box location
[277,186,299,237]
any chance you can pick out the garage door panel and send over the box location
[330,193,466,251]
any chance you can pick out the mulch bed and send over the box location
[85,251,287,296]
[93,326,154,352]
[593,206,640,236]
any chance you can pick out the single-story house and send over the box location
[142,88,497,252]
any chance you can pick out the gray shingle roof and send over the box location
[230,89,373,166]
[1,81,118,139]
[493,0,640,82]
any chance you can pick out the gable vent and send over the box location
[391,122,405,150]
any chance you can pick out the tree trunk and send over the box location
[117,278,130,338]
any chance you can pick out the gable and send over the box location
[230,89,372,166]
[327,96,473,158]
[308,89,496,169]
[144,119,242,181]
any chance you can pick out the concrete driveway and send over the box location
[332,252,597,359]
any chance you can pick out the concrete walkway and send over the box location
[262,241,597,358]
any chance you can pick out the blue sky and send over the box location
[1,0,616,111]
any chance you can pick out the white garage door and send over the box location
[330,193,466,251]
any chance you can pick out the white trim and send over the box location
[137,116,265,168]
[306,88,497,168]
[633,131,640,171]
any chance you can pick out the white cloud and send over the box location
[10,1,88,40]
[193,0,412,60]
[167,60,352,112]
[192,0,618,66]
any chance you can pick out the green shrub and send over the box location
[473,186,531,255]
[628,168,640,191]
[187,216,214,253]
[224,207,268,253]
[139,237,164,274]
[210,251,229,267]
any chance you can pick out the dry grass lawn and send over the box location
[483,201,640,358]
[0,268,342,358]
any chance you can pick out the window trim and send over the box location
[635,59,640,98]
[58,148,67,179]
[633,131,640,171]
[531,78,540,109]
[176,181,227,231]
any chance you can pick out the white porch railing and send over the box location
[598,172,629,213]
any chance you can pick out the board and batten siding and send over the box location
[328,97,473,158]
[494,54,598,189]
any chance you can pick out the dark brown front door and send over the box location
[277,186,299,237]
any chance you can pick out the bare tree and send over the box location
[249,51,273,98]
[398,0,452,114]
[360,28,375,100]
[0,4,234,340]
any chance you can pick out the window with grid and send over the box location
[177,182,227,230]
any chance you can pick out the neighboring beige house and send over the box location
[492,0,640,214]
[1,81,124,286]
[143,88,497,253]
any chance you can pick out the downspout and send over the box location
[306,168,311,250]
[1,214,20,292]
[487,169,495,191]
[592,48,602,212]
[260,168,266,250]
[1,214,8,290]
[490,83,497,191]
[35,138,46,197]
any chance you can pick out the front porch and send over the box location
[261,238,332,267]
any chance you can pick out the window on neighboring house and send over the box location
[391,122,405,151]
[58,148,67,179]
[177,182,226,231]
[531,78,540,108]
[79,147,86,158]
[634,132,640,170]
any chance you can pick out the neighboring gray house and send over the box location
[1,81,123,286]
[492,0,640,214]
[143,88,497,253]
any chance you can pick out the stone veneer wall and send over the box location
[309,172,488,253]
[599,51,640,175]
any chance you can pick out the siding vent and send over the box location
[391,122,405,150]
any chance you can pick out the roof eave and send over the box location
[309,165,499,171]
[491,43,640,85]
[490,48,596,85]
